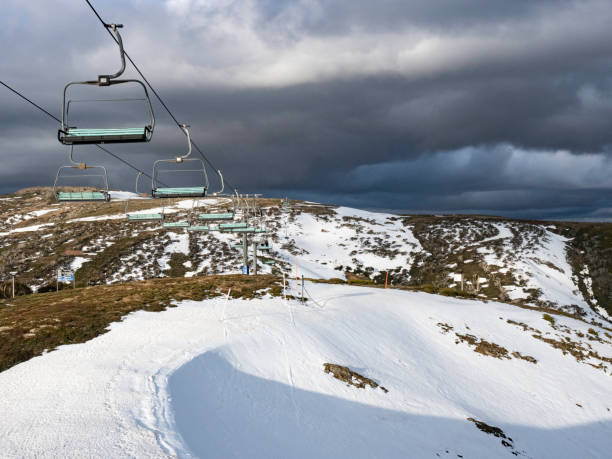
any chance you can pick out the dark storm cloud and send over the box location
[2,0,612,220]
[256,0,577,35]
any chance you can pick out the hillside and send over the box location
[1,187,611,323]
[1,190,612,457]
[0,280,611,457]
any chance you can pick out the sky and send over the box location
[2,0,612,220]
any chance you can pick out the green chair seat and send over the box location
[127,213,163,221]
[219,222,248,230]
[60,127,150,145]
[187,225,211,232]
[258,246,271,250]
[198,213,234,221]
[263,260,275,265]
[152,187,207,198]
[57,191,109,202]
[228,227,258,233]
[232,244,243,249]
[163,221,190,228]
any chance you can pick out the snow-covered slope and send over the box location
[1,283,610,458]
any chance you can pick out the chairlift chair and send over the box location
[163,221,190,228]
[58,24,154,145]
[187,225,214,232]
[219,222,248,231]
[227,227,264,233]
[53,146,110,202]
[152,124,208,198]
[125,194,164,222]
[198,212,234,221]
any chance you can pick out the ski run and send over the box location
[1,282,611,458]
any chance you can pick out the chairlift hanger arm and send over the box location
[176,124,192,161]
[211,169,225,195]
[99,23,126,85]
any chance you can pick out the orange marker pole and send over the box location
[385,271,389,289]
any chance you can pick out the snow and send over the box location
[28,208,56,217]
[109,191,145,201]
[159,232,191,271]
[0,283,611,458]
[68,214,125,223]
[479,223,514,244]
[0,222,54,236]
[70,257,90,272]
[275,207,420,280]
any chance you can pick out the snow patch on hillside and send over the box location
[0,284,610,457]
[274,207,420,280]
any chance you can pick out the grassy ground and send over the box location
[0,274,279,373]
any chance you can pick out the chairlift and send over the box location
[163,221,190,228]
[196,173,235,216]
[198,212,234,221]
[152,124,208,198]
[280,197,291,213]
[58,24,154,145]
[227,227,265,233]
[125,196,164,222]
[53,146,110,202]
[187,225,214,232]
[219,222,248,231]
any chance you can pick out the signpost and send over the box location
[57,270,75,291]
[10,271,17,299]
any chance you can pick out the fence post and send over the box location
[385,271,388,289]
[301,275,304,302]
[12,276,15,298]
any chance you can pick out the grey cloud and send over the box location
[2,0,612,220]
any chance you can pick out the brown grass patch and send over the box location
[0,274,279,373]
[511,351,537,364]
[455,333,510,359]
[323,363,388,393]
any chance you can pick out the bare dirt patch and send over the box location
[324,363,388,393]
[466,417,524,456]
[455,333,510,360]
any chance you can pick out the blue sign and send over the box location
[58,273,74,282]
[242,265,249,275]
